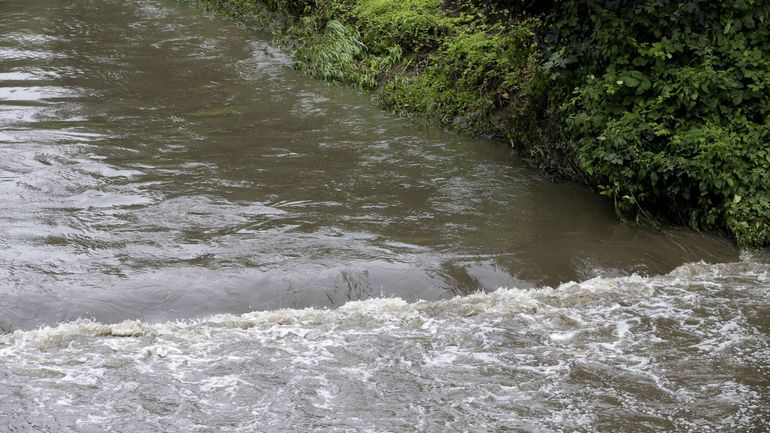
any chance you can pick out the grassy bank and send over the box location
[188,0,769,249]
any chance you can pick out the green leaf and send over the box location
[636,78,652,94]
[623,76,641,87]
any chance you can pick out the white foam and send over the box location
[1,261,768,432]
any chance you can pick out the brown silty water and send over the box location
[0,0,767,432]
[0,0,738,329]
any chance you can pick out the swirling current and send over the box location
[0,0,767,431]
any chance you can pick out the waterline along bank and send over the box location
[2,0,739,330]
[188,0,770,249]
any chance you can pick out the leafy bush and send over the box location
[383,20,542,135]
[546,0,770,247]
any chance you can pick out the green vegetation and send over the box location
[551,1,770,249]
[187,0,770,248]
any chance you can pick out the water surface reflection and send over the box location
[0,0,737,329]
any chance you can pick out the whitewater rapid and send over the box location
[2,261,768,432]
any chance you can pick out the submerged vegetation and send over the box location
[188,0,769,248]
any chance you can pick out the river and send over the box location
[0,0,767,431]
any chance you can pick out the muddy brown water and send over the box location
[0,0,767,431]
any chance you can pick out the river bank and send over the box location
[186,0,770,249]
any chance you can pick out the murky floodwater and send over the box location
[0,0,767,431]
